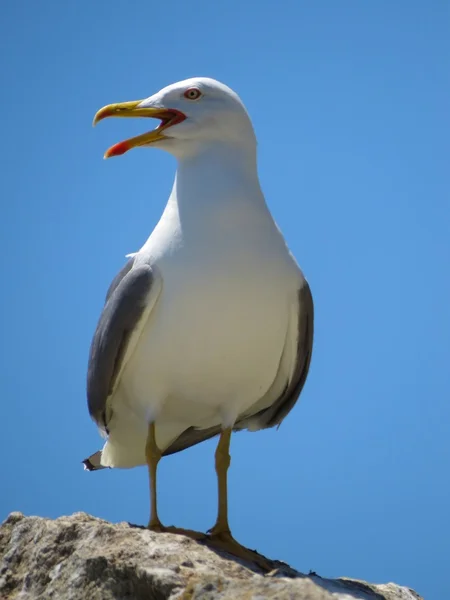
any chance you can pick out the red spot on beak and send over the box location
[104,141,130,159]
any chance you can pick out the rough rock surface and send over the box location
[0,512,423,600]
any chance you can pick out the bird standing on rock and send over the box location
[84,77,314,564]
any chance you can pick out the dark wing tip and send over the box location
[82,458,96,471]
[82,451,108,471]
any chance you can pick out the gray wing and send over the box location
[244,279,314,429]
[86,260,155,430]
[162,424,224,457]
[162,278,314,456]
[104,257,134,302]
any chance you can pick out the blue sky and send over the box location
[1,2,448,598]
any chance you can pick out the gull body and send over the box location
[104,141,302,467]
[85,78,313,546]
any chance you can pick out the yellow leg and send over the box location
[143,424,271,571]
[146,422,164,531]
[207,427,272,571]
[208,427,232,537]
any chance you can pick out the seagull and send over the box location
[84,77,314,557]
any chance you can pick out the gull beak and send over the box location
[93,100,186,159]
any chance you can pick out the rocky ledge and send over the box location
[0,512,423,599]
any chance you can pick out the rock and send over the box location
[0,512,423,600]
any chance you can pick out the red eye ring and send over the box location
[184,87,202,100]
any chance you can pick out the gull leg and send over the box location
[146,422,164,531]
[208,427,272,572]
[208,427,232,536]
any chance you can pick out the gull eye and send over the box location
[183,87,202,101]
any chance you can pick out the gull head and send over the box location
[93,77,256,159]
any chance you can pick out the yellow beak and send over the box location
[93,100,186,158]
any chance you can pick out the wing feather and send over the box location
[247,279,314,428]
[86,261,160,430]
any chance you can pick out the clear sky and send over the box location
[1,2,448,599]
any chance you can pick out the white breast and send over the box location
[131,215,297,414]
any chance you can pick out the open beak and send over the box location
[93,100,186,158]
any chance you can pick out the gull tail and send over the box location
[82,451,108,471]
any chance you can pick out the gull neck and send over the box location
[171,140,263,215]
